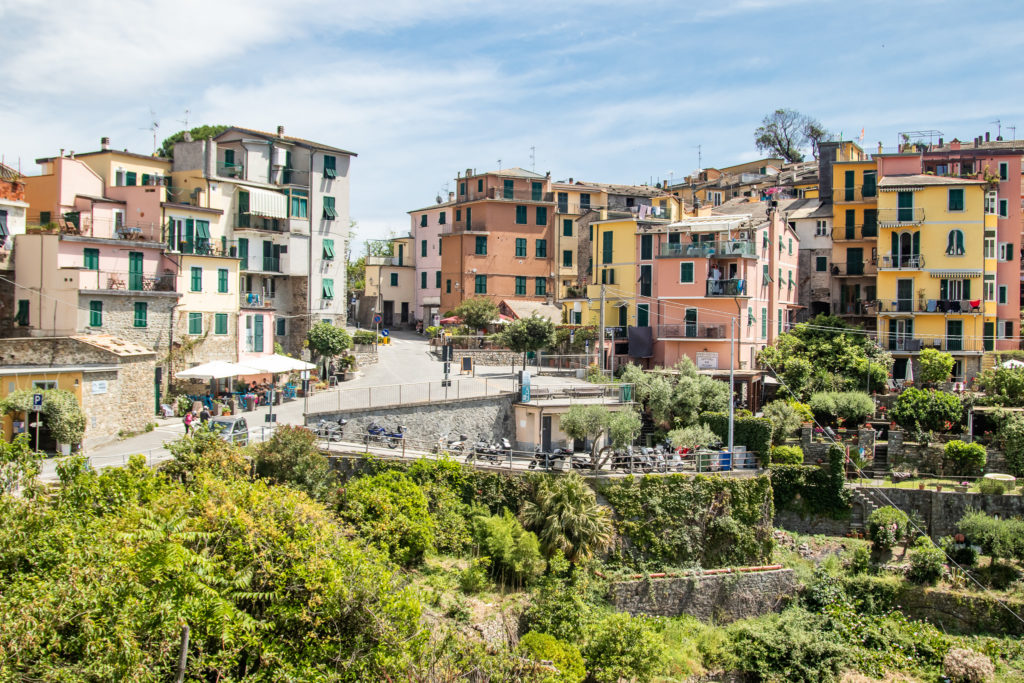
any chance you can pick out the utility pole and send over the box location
[599,285,606,374]
[728,317,735,457]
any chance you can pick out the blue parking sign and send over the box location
[32,393,43,411]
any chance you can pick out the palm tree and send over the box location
[519,473,613,563]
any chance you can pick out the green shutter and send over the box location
[323,196,337,219]
[536,206,547,225]
[680,262,693,283]
[535,277,546,296]
[563,250,572,267]
[504,179,514,199]
[637,304,649,327]
[948,188,964,211]
[863,209,877,237]
[940,279,949,300]
[421,271,427,289]
[435,271,441,288]
[128,252,144,290]
[323,239,335,259]
[89,301,102,327]
[254,315,264,352]
[83,248,99,270]
[515,238,526,257]
[218,268,229,293]
[641,234,652,260]
[845,209,855,239]
[515,276,526,295]
[863,171,876,197]
[237,238,248,266]
[516,205,527,224]
[531,181,542,201]
[476,236,487,254]
[602,231,613,264]
[475,275,486,293]
[183,218,194,254]
[844,170,854,200]
[535,239,546,258]
[390,272,398,287]
[761,307,767,337]
[563,219,573,236]
[323,155,337,178]
[191,266,202,291]
[420,239,427,257]
[215,313,228,335]
[133,302,147,328]
[125,171,137,186]
[188,312,202,335]
[322,278,335,298]
[15,299,29,326]
[195,220,211,239]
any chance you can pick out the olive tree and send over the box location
[306,321,351,375]
[560,404,642,469]
[454,297,498,331]
[496,314,556,372]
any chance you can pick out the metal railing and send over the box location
[655,323,728,340]
[830,261,878,276]
[441,222,494,234]
[878,254,925,269]
[886,336,984,353]
[875,298,982,314]
[217,162,244,178]
[281,168,310,185]
[466,187,555,203]
[878,207,925,225]
[659,240,755,258]
[262,257,281,272]
[835,300,873,316]
[240,291,276,308]
[832,186,878,202]
[79,269,175,292]
[831,224,878,241]
[304,376,518,414]
[58,216,164,242]
[706,278,747,296]
[235,215,286,232]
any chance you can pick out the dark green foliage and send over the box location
[977,478,1006,495]
[161,425,249,483]
[763,399,804,445]
[521,559,600,643]
[252,425,333,500]
[0,388,87,447]
[890,387,963,433]
[769,445,804,465]
[517,632,586,683]
[845,546,871,575]
[306,321,352,360]
[944,440,987,477]
[990,409,1024,477]
[520,473,613,563]
[496,315,557,363]
[337,470,435,566]
[769,444,850,518]
[867,506,910,551]
[808,391,874,425]
[601,474,774,568]
[471,509,545,588]
[907,536,945,585]
[956,509,1024,562]
[976,366,1024,406]
[0,434,43,496]
[157,124,228,158]
[352,329,376,345]
[726,608,848,682]
[581,612,666,683]
[700,411,772,460]
[454,297,499,330]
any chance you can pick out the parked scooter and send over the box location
[529,446,573,470]
[434,432,469,455]
[314,418,346,442]
[367,422,405,448]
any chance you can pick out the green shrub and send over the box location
[890,387,963,433]
[944,440,987,477]
[522,564,599,643]
[769,444,850,518]
[956,509,1024,562]
[424,325,441,338]
[459,558,491,594]
[581,612,666,683]
[907,536,945,585]
[846,546,871,575]
[517,632,586,683]
[764,399,804,445]
[867,506,909,552]
[337,470,435,566]
[809,391,874,426]
[992,410,1024,477]
[471,509,545,588]
[977,479,1006,495]
[726,608,847,682]
[352,329,377,345]
[252,425,333,500]
[769,445,804,465]
[700,412,772,459]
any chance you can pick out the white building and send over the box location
[783,198,832,321]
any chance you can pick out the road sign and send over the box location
[443,362,451,374]
[32,393,43,411]
[381,329,390,337]
[521,371,531,402]
[373,314,382,324]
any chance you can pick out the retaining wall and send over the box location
[871,488,1024,538]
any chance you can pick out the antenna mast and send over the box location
[529,146,535,172]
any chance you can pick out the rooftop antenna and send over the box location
[140,107,159,154]
[179,108,190,130]
[1010,125,1017,140]
[991,120,1002,139]
[497,158,502,171]
[529,146,535,172]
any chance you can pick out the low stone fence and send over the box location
[888,432,1008,474]
[439,349,522,366]
[606,567,797,622]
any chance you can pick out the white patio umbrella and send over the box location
[1001,359,1024,369]
[175,360,262,380]
[243,354,315,374]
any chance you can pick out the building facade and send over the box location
[409,199,451,324]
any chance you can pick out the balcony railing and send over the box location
[79,269,175,293]
[831,224,878,241]
[366,255,403,266]
[58,215,163,242]
[262,257,281,273]
[830,260,878,276]
[468,187,555,203]
[835,300,873,316]
[441,222,496,234]
[878,207,925,225]
[878,254,925,269]
[706,278,748,297]
[240,291,275,308]
[887,336,983,353]
[655,323,728,340]
[876,299,983,314]
[280,168,310,185]
[832,185,878,203]
[217,162,243,178]
[235,214,286,232]
[659,240,755,258]
[556,201,605,214]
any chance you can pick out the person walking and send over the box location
[183,410,194,436]
[199,406,211,425]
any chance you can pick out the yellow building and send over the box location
[584,217,643,329]
[551,182,606,302]
[830,158,878,328]
[875,173,995,382]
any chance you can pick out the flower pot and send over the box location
[935,485,943,492]
[955,485,968,493]
[918,484,926,490]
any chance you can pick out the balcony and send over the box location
[831,185,878,203]
[656,323,728,340]
[58,215,163,243]
[441,221,496,234]
[659,240,755,259]
[240,291,275,308]
[878,207,925,226]
[887,336,983,353]
[830,260,878,276]
[79,269,175,293]
[464,187,555,203]
[835,300,874,316]
[706,278,748,297]
[876,298,983,315]
[217,162,244,178]
[878,254,925,269]
[556,201,605,214]
[262,257,281,273]
[235,214,286,232]
[831,224,878,242]
[280,168,310,186]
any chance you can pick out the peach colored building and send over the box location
[409,198,452,325]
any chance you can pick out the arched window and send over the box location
[946,229,965,256]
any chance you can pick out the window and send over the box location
[83,248,99,270]
[748,306,755,326]
[435,271,441,288]
[639,264,652,297]
[563,250,573,267]
[32,380,57,391]
[536,206,547,225]
[217,268,229,293]
[237,238,248,267]
[276,317,286,337]
[515,238,527,257]
[816,256,828,272]
[420,215,427,228]
[761,307,767,338]
[214,312,228,335]
[600,269,615,285]
[322,278,335,299]
[998,242,1014,262]
[515,205,527,224]
[580,193,591,210]
[322,196,338,220]
[532,181,542,201]
[464,207,471,229]
[455,209,461,222]
[863,170,877,197]
[515,276,526,295]
[679,262,694,283]
[477,179,483,192]
[815,220,828,236]
[503,179,514,199]
[535,278,546,296]
[290,190,307,218]
[601,231,613,264]
[15,299,29,326]
[188,312,202,335]
[390,273,398,287]
[946,229,965,256]
[421,271,427,289]
[985,275,996,301]
[323,155,337,178]
[788,238,793,255]
[459,182,466,195]
[999,199,1008,217]
[637,304,649,327]
[999,285,1008,304]
[563,219,573,237]
[322,239,335,260]
[999,162,1009,181]
[535,239,547,258]
[940,278,969,301]
[762,231,769,248]
[439,211,446,225]
[1001,321,1015,339]
[985,235,996,259]
[439,237,442,255]
[446,279,451,294]
[475,275,486,294]
[85,300,102,327]
[985,190,997,214]
[125,171,137,186]
[475,236,487,255]
[778,309,783,335]
[763,264,771,282]
[948,188,965,211]
[640,234,652,260]
[190,266,202,292]
[863,209,877,237]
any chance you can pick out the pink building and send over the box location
[642,203,801,373]
[409,198,453,325]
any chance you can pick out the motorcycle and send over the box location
[529,446,572,470]
[467,436,512,463]
[314,418,346,442]
[434,433,469,455]
[367,422,405,448]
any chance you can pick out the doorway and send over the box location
[382,300,394,326]
[542,415,552,452]
[400,302,409,324]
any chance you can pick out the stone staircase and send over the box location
[981,352,996,373]
[871,443,889,477]
[848,486,883,532]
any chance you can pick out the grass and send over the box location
[849,476,1021,495]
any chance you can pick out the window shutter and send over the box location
[963,279,971,299]
[940,279,948,300]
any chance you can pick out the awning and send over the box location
[176,360,262,380]
[247,188,288,219]
[929,270,982,278]
[243,353,315,374]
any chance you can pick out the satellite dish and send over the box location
[436,195,443,204]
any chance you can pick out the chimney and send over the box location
[448,191,454,201]
[59,148,65,158]
[569,177,574,184]
[100,137,110,151]
[985,131,991,142]
[950,139,961,150]
[277,125,285,138]
[974,138,980,148]
[938,137,943,146]
[69,150,75,159]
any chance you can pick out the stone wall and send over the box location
[896,584,1024,636]
[171,310,238,365]
[307,394,516,444]
[773,510,851,536]
[871,488,1024,539]
[608,569,798,622]
[435,349,521,366]
[888,431,1009,475]
[87,293,178,354]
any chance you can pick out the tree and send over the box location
[496,314,556,370]
[306,321,351,373]
[156,124,229,158]
[454,297,498,331]
[763,399,804,445]
[890,387,963,433]
[918,348,955,386]
[519,472,613,564]
[753,109,828,162]
[667,423,722,451]
[977,366,1024,406]
[582,612,666,683]
[620,360,729,428]
[252,425,334,501]
[560,405,641,468]
[337,470,435,566]
[0,388,86,449]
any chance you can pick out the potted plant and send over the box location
[955,481,969,493]
[918,483,926,490]
[935,484,943,492]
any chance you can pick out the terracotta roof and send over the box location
[500,299,563,321]
[35,150,170,164]
[481,167,546,179]
[878,174,986,187]
[70,334,155,356]
[582,182,668,198]
[407,199,457,214]
[219,126,357,157]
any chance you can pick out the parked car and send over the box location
[209,416,249,445]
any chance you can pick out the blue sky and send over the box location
[2,0,1023,251]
